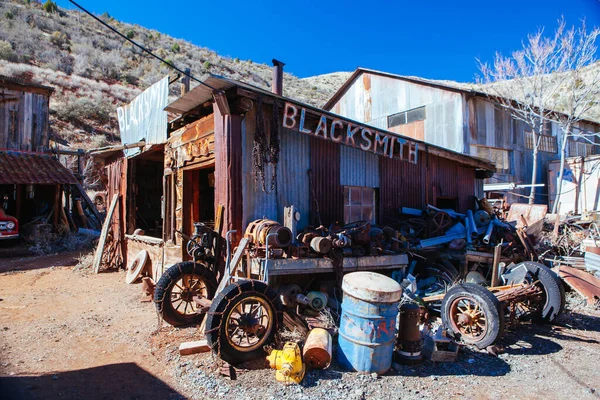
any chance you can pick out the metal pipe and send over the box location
[272,59,285,96]
[466,210,478,238]
[264,232,278,284]
[225,230,237,276]
[483,219,508,244]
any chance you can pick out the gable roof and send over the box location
[164,75,495,172]
[322,68,600,125]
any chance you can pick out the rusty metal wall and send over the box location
[380,151,476,218]
[329,72,464,153]
[379,153,425,221]
[241,108,278,227]
[242,107,312,231]
[276,127,310,230]
[340,145,380,188]
[310,137,343,225]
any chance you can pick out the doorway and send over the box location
[183,166,215,258]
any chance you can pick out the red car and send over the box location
[0,208,18,240]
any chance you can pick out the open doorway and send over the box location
[127,148,164,238]
[183,166,215,258]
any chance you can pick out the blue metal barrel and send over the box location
[337,271,402,374]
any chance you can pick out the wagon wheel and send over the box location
[428,212,452,237]
[441,283,504,349]
[407,218,428,239]
[154,262,217,326]
[205,280,282,365]
[98,232,123,271]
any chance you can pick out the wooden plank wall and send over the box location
[0,87,50,151]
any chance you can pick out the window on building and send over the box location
[470,145,512,174]
[568,141,595,157]
[387,106,426,128]
[525,132,558,153]
[343,186,376,224]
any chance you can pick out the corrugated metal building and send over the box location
[323,68,600,205]
[97,72,495,279]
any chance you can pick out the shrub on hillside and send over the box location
[42,0,57,14]
[55,95,111,124]
[0,39,16,62]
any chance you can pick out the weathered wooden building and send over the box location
[0,76,81,237]
[0,75,52,151]
[323,68,600,205]
[93,69,495,281]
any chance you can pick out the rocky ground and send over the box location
[1,252,599,400]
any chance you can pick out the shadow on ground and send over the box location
[0,362,184,400]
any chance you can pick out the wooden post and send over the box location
[181,67,191,96]
[53,184,60,229]
[491,242,502,287]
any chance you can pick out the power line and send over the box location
[67,0,220,93]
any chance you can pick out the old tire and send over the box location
[205,280,282,365]
[154,262,217,327]
[504,261,565,323]
[441,283,504,349]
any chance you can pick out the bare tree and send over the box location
[548,21,600,213]
[478,20,569,204]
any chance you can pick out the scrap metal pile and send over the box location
[137,205,575,384]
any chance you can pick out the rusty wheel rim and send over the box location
[429,212,452,237]
[225,296,273,352]
[449,296,488,341]
[170,274,208,316]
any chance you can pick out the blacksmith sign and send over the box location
[282,102,418,164]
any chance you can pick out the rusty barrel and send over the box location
[303,328,332,369]
[337,271,402,374]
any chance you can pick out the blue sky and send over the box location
[57,0,600,82]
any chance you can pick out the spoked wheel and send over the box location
[503,261,565,323]
[428,211,452,237]
[206,280,282,365]
[442,283,504,349]
[422,257,460,313]
[154,262,217,327]
[225,296,274,352]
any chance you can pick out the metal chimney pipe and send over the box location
[272,59,285,96]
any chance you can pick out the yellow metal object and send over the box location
[266,342,305,384]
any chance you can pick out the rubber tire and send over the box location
[441,283,505,349]
[505,261,565,323]
[154,262,217,327]
[205,280,282,366]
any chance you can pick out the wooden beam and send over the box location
[179,340,210,355]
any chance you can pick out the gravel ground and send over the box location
[1,255,599,400]
[162,292,600,400]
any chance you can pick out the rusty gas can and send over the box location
[303,328,332,369]
[337,271,402,374]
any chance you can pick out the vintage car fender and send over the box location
[0,208,19,239]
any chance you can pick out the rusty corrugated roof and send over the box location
[0,150,77,185]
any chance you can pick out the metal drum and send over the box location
[337,271,402,374]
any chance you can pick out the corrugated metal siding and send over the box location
[380,151,477,218]
[379,154,425,220]
[310,137,343,225]
[241,108,278,227]
[276,128,310,230]
[340,145,380,188]
[332,72,464,153]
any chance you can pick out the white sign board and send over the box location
[117,75,169,157]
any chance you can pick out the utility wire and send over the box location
[67,0,220,93]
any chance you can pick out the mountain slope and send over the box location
[0,0,350,149]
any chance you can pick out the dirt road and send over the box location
[0,255,184,399]
[1,253,599,400]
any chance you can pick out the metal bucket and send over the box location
[337,271,402,374]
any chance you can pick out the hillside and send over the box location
[0,0,350,149]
